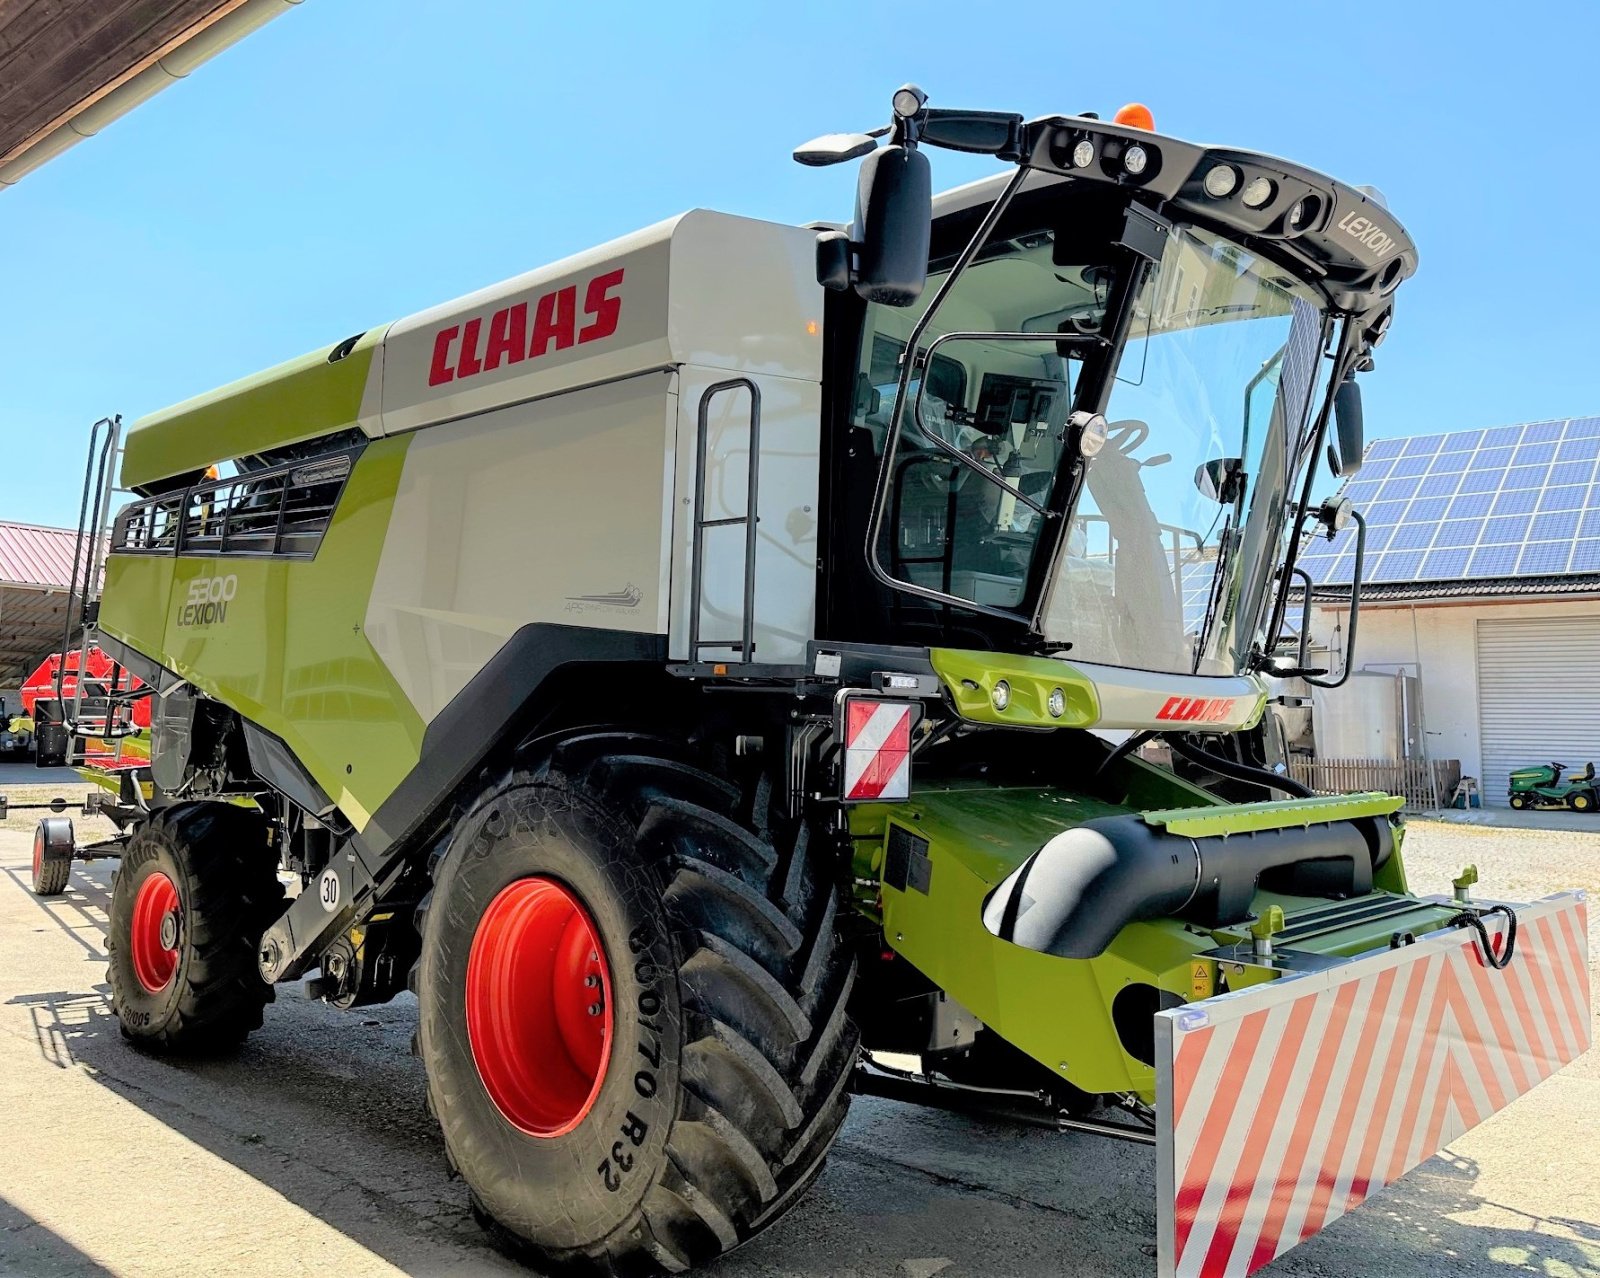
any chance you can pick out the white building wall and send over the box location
[1308,596,1600,785]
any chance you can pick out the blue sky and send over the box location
[3,0,1597,527]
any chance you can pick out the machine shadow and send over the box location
[0,1193,117,1277]
[6,857,1597,1278]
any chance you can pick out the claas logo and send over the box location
[428,268,624,387]
[1155,695,1238,723]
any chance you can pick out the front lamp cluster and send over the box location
[987,680,1069,719]
[1201,164,1319,237]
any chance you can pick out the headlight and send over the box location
[1071,138,1096,169]
[1123,144,1149,176]
[1203,164,1239,198]
[1074,411,1110,458]
[1241,176,1275,208]
[1047,687,1066,718]
[892,85,926,119]
[992,681,1011,712]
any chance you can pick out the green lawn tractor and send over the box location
[48,87,1588,1278]
[1508,761,1599,811]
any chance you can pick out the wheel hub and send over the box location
[465,876,613,1138]
[130,872,181,994]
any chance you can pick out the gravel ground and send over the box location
[0,815,1594,1278]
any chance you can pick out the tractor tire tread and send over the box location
[107,802,283,1053]
[422,737,858,1275]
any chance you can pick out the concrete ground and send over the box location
[0,804,1595,1278]
[1428,803,1600,832]
[0,761,91,799]
[0,760,84,788]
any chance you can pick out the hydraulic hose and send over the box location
[1165,732,1314,798]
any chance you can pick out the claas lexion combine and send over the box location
[39,89,1588,1276]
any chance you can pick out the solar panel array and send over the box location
[1180,558,1216,633]
[1297,417,1600,586]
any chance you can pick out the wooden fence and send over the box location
[1288,758,1463,811]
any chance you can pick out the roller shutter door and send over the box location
[1477,615,1600,805]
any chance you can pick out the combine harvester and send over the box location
[48,88,1587,1276]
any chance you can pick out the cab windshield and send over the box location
[860,213,1330,676]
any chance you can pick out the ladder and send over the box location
[51,415,142,761]
[687,379,762,664]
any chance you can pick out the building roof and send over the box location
[1297,416,1600,603]
[0,520,88,590]
[0,521,98,686]
[0,0,299,190]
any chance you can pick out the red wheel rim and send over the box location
[466,876,613,1137]
[32,827,43,882]
[130,871,180,994]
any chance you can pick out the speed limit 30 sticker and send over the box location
[318,867,341,912]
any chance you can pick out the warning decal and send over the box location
[842,699,914,802]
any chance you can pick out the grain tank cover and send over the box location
[120,209,821,489]
[375,210,822,436]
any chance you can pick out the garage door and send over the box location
[1477,615,1600,805]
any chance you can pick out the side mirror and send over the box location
[1329,377,1364,477]
[852,143,931,307]
[1195,456,1244,504]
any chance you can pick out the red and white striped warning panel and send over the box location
[841,698,914,801]
[1156,892,1590,1278]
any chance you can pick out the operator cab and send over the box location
[814,102,1416,683]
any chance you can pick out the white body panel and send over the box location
[376,210,822,436]
[1068,660,1266,731]
[364,372,678,723]
[363,209,826,721]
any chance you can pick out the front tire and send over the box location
[1509,793,1529,810]
[108,803,285,1052]
[416,735,858,1274]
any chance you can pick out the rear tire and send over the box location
[31,817,73,896]
[108,802,284,1052]
[415,734,858,1274]
[1569,790,1594,812]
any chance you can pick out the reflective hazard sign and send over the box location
[841,698,915,802]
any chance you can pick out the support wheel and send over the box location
[31,816,73,896]
[108,803,285,1052]
[415,734,859,1274]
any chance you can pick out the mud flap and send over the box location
[1155,891,1590,1278]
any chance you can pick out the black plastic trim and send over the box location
[361,622,667,859]
[241,720,337,819]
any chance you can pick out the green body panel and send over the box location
[927,646,1269,731]
[929,648,1100,728]
[852,779,1441,1102]
[1142,791,1404,836]
[120,329,384,491]
[99,438,424,829]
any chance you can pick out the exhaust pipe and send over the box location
[982,813,1394,959]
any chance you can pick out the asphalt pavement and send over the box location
[0,815,1595,1278]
